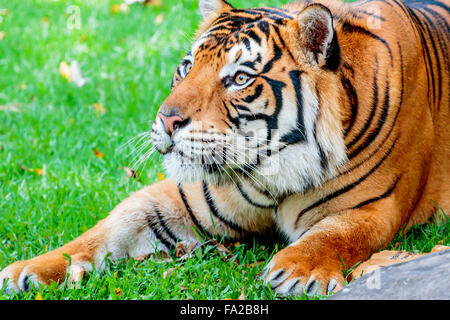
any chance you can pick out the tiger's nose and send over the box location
[157,112,190,136]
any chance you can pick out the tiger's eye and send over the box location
[234,72,250,85]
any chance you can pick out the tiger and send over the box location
[1,0,449,297]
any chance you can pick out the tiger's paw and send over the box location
[262,246,345,297]
[0,254,80,294]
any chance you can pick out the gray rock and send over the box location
[329,250,450,300]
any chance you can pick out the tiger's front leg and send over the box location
[263,195,400,297]
[0,179,273,294]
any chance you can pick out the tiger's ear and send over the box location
[199,0,233,19]
[292,4,340,70]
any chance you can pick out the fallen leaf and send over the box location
[154,14,163,25]
[0,103,22,112]
[35,292,43,300]
[115,288,122,296]
[0,31,5,40]
[19,165,45,177]
[180,285,188,292]
[211,239,238,265]
[94,148,103,159]
[20,83,26,90]
[111,3,129,14]
[0,9,9,16]
[157,172,164,181]
[144,0,162,6]
[244,261,264,268]
[110,4,121,14]
[59,61,73,82]
[79,33,88,42]
[42,16,49,24]
[91,103,106,116]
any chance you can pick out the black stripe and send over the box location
[236,183,277,209]
[346,62,379,150]
[177,184,214,238]
[313,117,328,172]
[146,211,174,250]
[250,8,294,21]
[260,75,286,141]
[155,206,181,245]
[341,75,358,137]
[202,181,249,234]
[245,29,261,45]
[352,176,401,209]
[404,6,434,108]
[262,42,282,74]
[280,70,306,144]
[415,8,443,106]
[295,136,398,226]
[243,84,263,103]
[349,78,390,160]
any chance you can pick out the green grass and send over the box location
[0,0,448,300]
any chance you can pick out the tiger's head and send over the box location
[151,0,347,195]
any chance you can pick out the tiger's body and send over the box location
[1,0,449,296]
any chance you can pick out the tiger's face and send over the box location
[151,0,347,195]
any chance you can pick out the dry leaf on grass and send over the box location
[91,103,107,116]
[144,0,162,7]
[110,4,121,14]
[59,61,87,87]
[35,292,43,300]
[59,61,72,82]
[93,148,103,159]
[20,165,45,177]
[0,103,22,112]
[154,14,164,25]
[210,239,238,265]
[0,31,5,40]
[111,3,130,14]
[175,241,197,258]
[115,288,122,296]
